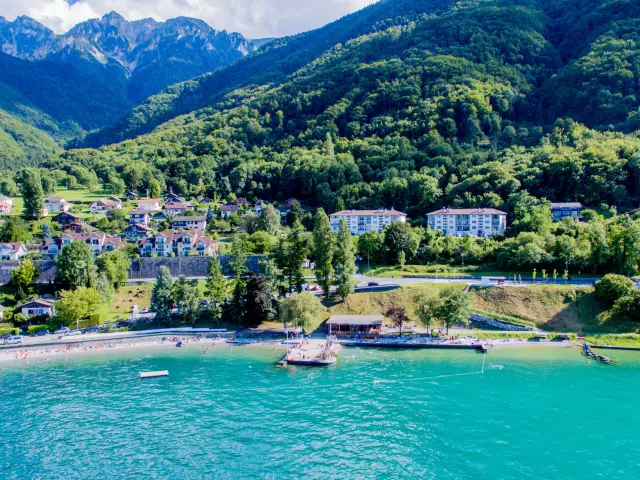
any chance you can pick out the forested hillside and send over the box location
[50,0,640,218]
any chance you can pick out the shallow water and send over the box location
[1,346,639,479]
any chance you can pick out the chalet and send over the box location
[139,230,217,257]
[232,197,250,206]
[426,208,507,237]
[40,239,61,259]
[90,199,123,215]
[219,203,240,218]
[172,215,207,231]
[164,193,184,203]
[20,298,56,318]
[60,232,122,256]
[0,196,12,214]
[551,202,582,222]
[126,191,139,200]
[137,199,162,211]
[124,224,152,240]
[254,201,268,215]
[128,209,152,227]
[152,211,167,225]
[196,196,213,204]
[63,222,93,233]
[53,212,82,227]
[163,201,194,216]
[0,242,28,261]
[44,197,72,214]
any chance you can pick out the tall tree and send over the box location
[279,291,325,333]
[334,218,356,299]
[55,240,96,289]
[229,237,249,319]
[273,222,308,293]
[96,250,130,289]
[206,254,227,324]
[150,266,174,324]
[437,288,470,335]
[386,306,408,336]
[20,169,45,220]
[244,275,277,327]
[258,204,281,235]
[358,230,383,269]
[313,208,334,299]
[174,276,201,324]
[55,287,104,330]
[11,259,38,301]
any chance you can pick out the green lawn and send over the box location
[10,187,114,216]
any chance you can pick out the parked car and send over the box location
[140,308,149,314]
[367,282,380,287]
[35,329,50,337]
[3,335,23,345]
[115,321,134,328]
[83,326,100,333]
[64,330,82,336]
[55,327,70,335]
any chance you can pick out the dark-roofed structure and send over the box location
[327,315,384,338]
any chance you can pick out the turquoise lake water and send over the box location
[1,346,640,479]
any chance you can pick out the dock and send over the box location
[140,370,169,378]
[279,337,339,367]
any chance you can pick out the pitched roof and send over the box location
[0,242,26,252]
[172,216,206,222]
[129,209,152,215]
[331,209,407,217]
[328,315,384,326]
[427,208,507,216]
[21,298,55,308]
[550,202,582,208]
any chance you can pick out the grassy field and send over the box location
[109,284,154,320]
[583,334,640,347]
[10,187,114,217]
[329,284,636,333]
[359,264,602,280]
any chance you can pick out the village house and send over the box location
[171,215,207,231]
[20,298,56,318]
[124,224,152,240]
[128,209,152,228]
[219,203,240,218]
[426,207,507,237]
[59,232,122,256]
[126,191,139,201]
[90,199,123,215]
[139,230,217,257]
[0,242,28,261]
[550,202,582,222]
[0,195,12,214]
[52,212,83,228]
[254,201,268,215]
[137,199,162,211]
[329,209,407,235]
[40,239,61,260]
[163,201,194,216]
[44,197,72,214]
[164,193,184,203]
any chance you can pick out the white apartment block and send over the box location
[329,209,407,235]
[426,208,507,237]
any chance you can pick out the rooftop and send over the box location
[327,315,384,326]
[550,202,582,208]
[172,216,206,222]
[330,209,407,217]
[427,208,507,216]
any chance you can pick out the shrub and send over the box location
[594,274,635,305]
[0,323,14,329]
[0,327,20,336]
[27,325,49,335]
[613,291,640,321]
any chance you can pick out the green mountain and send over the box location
[0,110,62,170]
[46,0,640,215]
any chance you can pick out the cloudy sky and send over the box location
[0,0,378,38]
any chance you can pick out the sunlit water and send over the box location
[1,345,639,479]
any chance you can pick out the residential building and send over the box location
[137,199,162,211]
[53,212,83,228]
[0,304,5,322]
[283,198,299,209]
[329,209,407,235]
[126,191,139,200]
[90,199,123,214]
[124,224,152,240]
[44,196,72,214]
[21,299,55,318]
[40,239,61,259]
[254,201,268,215]
[163,201,194,216]
[232,197,250,206]
[219,203,240,218]
[59,232,122,256]
[128,209,152,227]
[551,202,582,222]
[139,230,217,257]
[426,207,507,237]
[164,193,184,203]
[0,196,12,214]
[172,215,207,231]
[0,242,28,261]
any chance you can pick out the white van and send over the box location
[4,335,23,345]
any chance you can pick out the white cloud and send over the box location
[0,0,378,37]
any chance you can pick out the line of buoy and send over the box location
[583,343,617,364]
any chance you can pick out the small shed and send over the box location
[327,315,384,338]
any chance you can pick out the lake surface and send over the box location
[1,345,639,479]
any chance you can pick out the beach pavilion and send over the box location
[327,315,384,339]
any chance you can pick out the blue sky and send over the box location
[1,0,377,37]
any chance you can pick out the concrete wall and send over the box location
[0,256,267,285]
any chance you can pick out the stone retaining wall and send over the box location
[469,313,532,331]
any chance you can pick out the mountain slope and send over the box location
[0,12,259,146]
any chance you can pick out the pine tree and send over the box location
[313,208,334,299]
[334,219,356,299]
[150,266,174,324]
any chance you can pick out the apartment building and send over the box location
[329,209,407,235]
[426,207,507,237]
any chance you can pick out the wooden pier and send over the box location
[343,340,487,352]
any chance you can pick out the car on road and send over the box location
[64,330,82,336]
[115,321,135,328]
[3,335,23,345]
[367,282,380,287]
[55,327,70,335]
[35,329,50,337]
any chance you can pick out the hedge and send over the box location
[0,327,20,336]
[27,325,50,335]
